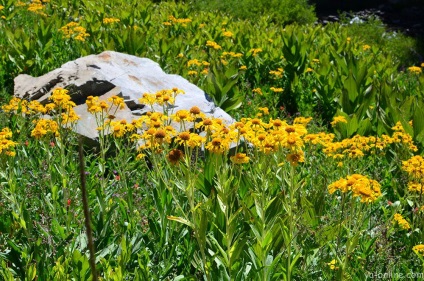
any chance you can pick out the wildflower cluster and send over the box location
[139,88,184,109]
[222,30,233,38]
[230,153,249,164]
[362,44,371,51]
[303,132,335,146]
[270,87,283,93]
[131,88,311,166]
[2,97,30,115]
[402,155,424,193]
[252,88,263,96]
[107,119,135,138]
[413,244,424,256]
[86,95,123,114]
[0,127,17,157]
[391,122,418,151]
[163,15,192,27]
[330,116,347,127]
[269,68,284,79]
[306,121,417,163]
[59,22,90,41]
[221,51,243,59]
[186,59,210,76]
[86,95,128,135]
[103,17,120,24]
[31,119,59,139]
[249,48,263,57]
[3,88,80,138]
[17,88,79,138]
[328,174,382,203]
[327,259,339,270]
[47,88,80,125]
[408,66,422,75]
[393,213,411,230]
[27,0,48,17]
[1,97,50,116]
[206,40,222,50]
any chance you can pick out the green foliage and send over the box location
[0,1,424,278]
[340,16,421,67]
[190,0,316,25]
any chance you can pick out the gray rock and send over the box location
[14,51,235,141]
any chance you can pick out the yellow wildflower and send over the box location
[269,69,283,78]
[172,110,193,123]
[206,40,222,50]
[27,101,46,114]
[249,48,263,56]
[407,181,423,193]
[109,120,135,138]
[328,174,381,203]
[2,97,27,114]
[230,153,250,164]
[258,107,269,115]
[61,108,80,124]
[107,95,125,109]
[286,151,305,166]
[362,44,371,51]
[0,128,17,157]
[206,137,229,154]
[393,213,411,230]
[252,88,262,95]
[408,66,422,75]
[413,244,424,256]
[59,22,89,41]
[167,149,184,165]
[103,17,120,24]
[327,259,339,270]
[49,87,75,109]
[187,59,202,67]
[270,87,283,93]
[402,155,424,179]
[222,30,233,37]
[294,117,312,126]
[27,0,46,16]
[331,116,347,127]
[139,93,157,106]
[31,119,59,139]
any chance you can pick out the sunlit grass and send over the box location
[0,0,424,279]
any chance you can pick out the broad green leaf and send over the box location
[167,216,194,228]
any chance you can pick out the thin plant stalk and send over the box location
[78,137,98,281]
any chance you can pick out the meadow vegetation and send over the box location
[0,0,424,280]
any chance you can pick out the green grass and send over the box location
[0,0,424,279]
[190,0,317,25]
[339,15,423,67]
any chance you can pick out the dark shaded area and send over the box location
[312,0,424,38]
[311,0,424,63]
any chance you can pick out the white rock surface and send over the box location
[14,51,234,140]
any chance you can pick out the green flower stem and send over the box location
[287,164,296,281]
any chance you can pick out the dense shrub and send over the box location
[190,0,316,25]
[340,16,421,67]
